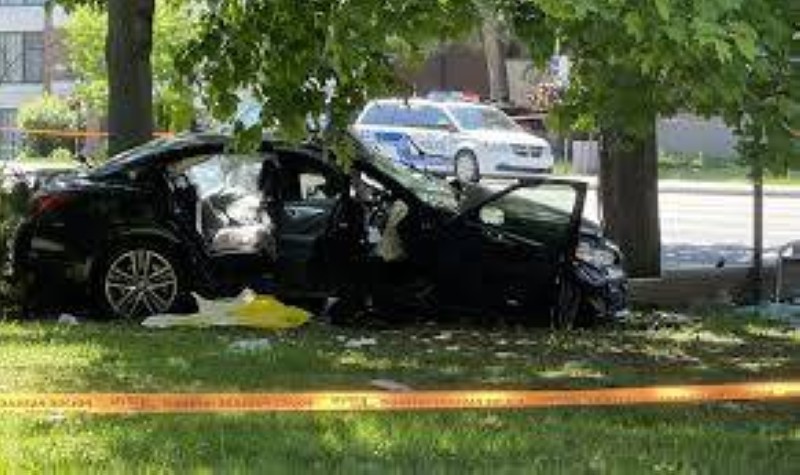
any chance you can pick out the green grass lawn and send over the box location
[1,315,800,473]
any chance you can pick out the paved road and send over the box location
[588,185,800,269]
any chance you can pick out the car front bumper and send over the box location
[572,260,629,320]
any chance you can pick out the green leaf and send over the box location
[623,12,644,40]
[731,22,757,61]
[654,0,670,21]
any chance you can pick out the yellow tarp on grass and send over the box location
[141,290,310,330]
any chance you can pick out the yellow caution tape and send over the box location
[1,381,799,414]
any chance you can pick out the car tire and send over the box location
[553,275,611,329]
[553,274,601,329]
[455,150,480,183]
[93,241,186,320]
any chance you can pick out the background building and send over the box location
[0,0,74,159]
[410,43,741,161]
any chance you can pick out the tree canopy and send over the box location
[490,0,798,277]
[179,0,477,147]
[499,0,798,167]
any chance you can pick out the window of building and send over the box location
[0,1,46,6]
[0,32,43,83]
[0,108,20,160]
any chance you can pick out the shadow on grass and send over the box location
[3,404,800,473]
[3,317,800,471]
[2,313,799,394]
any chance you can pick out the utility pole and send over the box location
[751,134,764,304]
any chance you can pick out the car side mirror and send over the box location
[479,206,505,226]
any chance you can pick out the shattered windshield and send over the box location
[354,136,458,211]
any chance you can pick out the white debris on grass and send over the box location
[369,379,413,392]
[46,412,67,424]
[433,331,453,341]
[344,337,377,349]
[227,338,272,353]
[57,314,79,325]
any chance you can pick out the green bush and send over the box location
[17,94,79,158]
[49,147,74,163]
[0,181,31,318]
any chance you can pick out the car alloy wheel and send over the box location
[103,248,179,319]
[455,151,479,183]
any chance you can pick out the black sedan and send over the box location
[11,133,627,327]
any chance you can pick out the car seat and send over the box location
[198,193,276,258]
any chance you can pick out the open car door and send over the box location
[436,178,587,316]
[270,150,350,298]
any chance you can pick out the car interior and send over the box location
[160,147,421,299]
[167,153,273,258]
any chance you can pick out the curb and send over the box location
[560,176,800,198]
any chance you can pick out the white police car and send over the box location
[353,97,554,182]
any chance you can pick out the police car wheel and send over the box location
[455,151,480,183]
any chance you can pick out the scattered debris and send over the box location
[620,310,698,330]
[57,314,79,325]
[46,412,67,424]
[344,337,377,349]
[477,414,504,429]
[494,351,517,359]
[228,338,272,354]
[652,311,698,328]
[369,379,413,392]
[433,331,453,341]
[445,345,461,352]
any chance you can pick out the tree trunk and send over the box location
[106,0,154,155]
[599,119,661,277]
[480,15,509,103]
[42,1,53,94]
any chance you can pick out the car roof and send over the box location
[89,133,243,177]
[366,98,491,109]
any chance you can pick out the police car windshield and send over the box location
[448,105,520,132]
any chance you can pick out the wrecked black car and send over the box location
[11,133,627,327]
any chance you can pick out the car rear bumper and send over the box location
[10,220,92,306]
